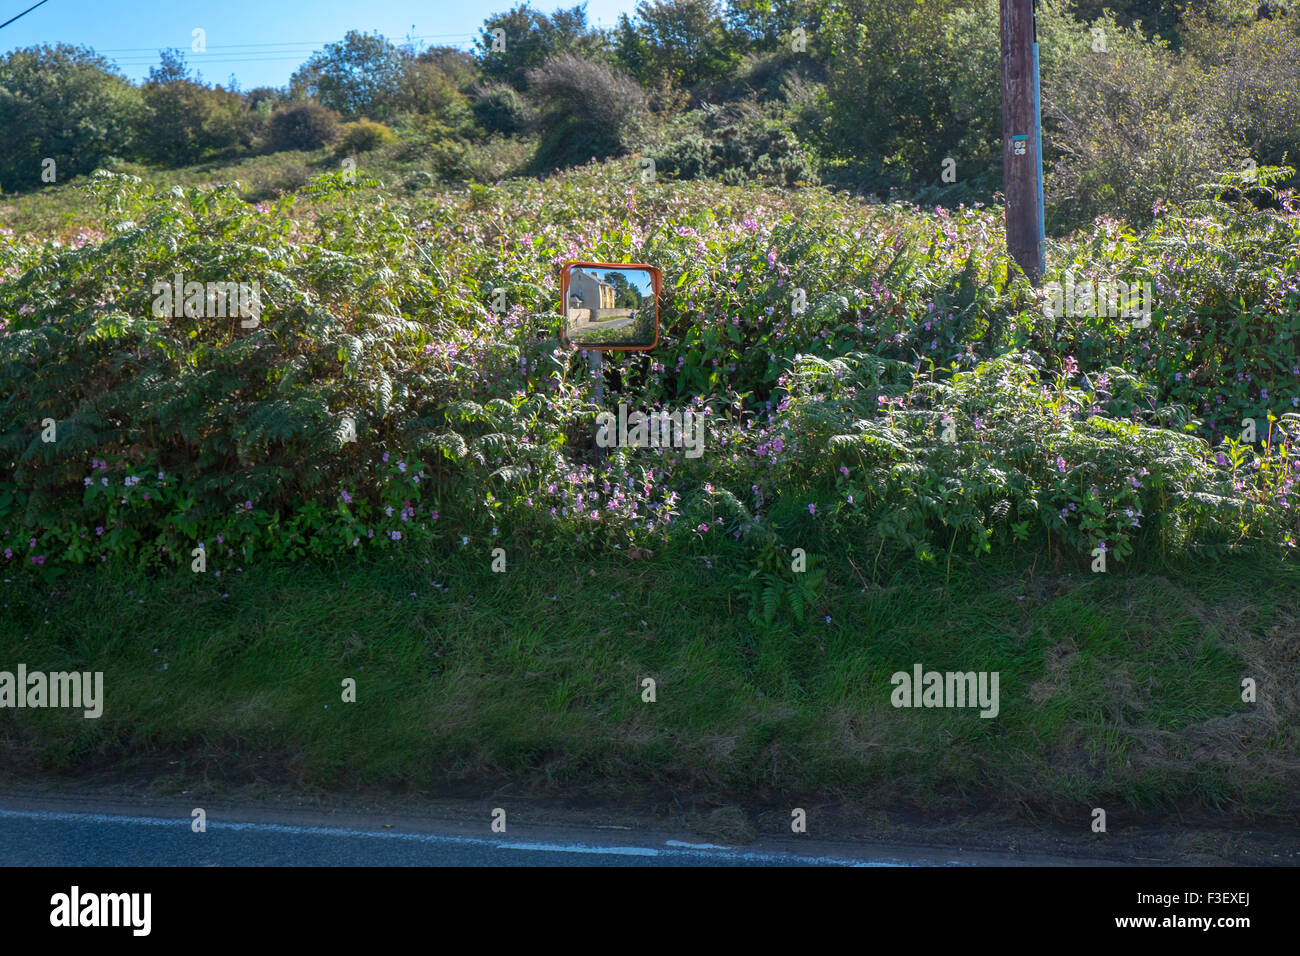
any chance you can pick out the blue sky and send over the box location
[0,0,641,89]
[590,267,653,296]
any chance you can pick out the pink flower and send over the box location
[808,503,816,515]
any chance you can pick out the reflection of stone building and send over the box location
[568,268,617,311]
[565,267,641,341]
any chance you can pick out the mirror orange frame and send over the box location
[559,261,662,351]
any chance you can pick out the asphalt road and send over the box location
[0,806,917,866]
[0,798,1105,867]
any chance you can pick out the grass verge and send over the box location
[2,545,1296,825]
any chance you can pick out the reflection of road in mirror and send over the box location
[562,263,659,349]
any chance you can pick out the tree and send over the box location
[606,271,643,308]
[290,31,405,120]
[1069,0,1188,43]
[615,0,741,90]
[148,48,189,85]
[136,49,250,166]
[1178,0,1300,173]
[725,0,828,51]
[935,0,1005,190]
[0,44,142,193]
[416,46,480,91]
[1036,1,1238,227]
[819,0,967,191]
[476,3,606,91]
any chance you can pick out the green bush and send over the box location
[655,130,710,180]
[777,73,830,147]
[425,132,534,183]
[394,56,473,122]
[530,114,627,173]
[267,102,343,152]
[470,82,533,136]
[335,119,397,155]
[691,48,822,106]
[524,53,647,172]
[777,350,1267,566]
[0,171,504,570]
[1038,2,1240,229]
[653,100,819,186]
[1178,0,1300,189]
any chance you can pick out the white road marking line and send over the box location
[0,808,492,846]
[497,842,658,856]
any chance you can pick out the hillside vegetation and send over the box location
[2,0,1299,829]
[2,165,1298,825]
[3,0,1299,230]
[2,163,1298,576]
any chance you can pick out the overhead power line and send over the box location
[0,0,52,32]
[110,56,332,67]
[106,45,477,68]
[96,32,477,69]
[93,32,474,54]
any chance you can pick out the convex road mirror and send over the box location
[560,261,661,350]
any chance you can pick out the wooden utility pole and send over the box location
[1000,0,1046,284]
